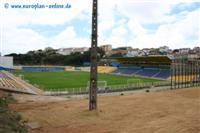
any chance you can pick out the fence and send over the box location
[171,58,200,89]
[44,81,171,96]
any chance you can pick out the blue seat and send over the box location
[112,66,170,79]
[22,67,65,72]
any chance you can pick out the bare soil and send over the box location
[0,90,6,97]
[10,88,200,133]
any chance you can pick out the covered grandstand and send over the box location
[110,56,171,79]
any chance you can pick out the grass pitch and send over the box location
[13,71,164,91]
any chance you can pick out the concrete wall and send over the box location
[0,56,13,68]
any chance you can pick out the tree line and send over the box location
[6,47,105,66]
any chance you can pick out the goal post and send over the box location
[127,79,141,86]
[87,80,107,91]
[18,74,24,80]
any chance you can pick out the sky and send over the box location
[0,0,199,55]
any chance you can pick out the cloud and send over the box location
[50,26,90,48]
[111,26,128,37]
[1,0,92,54]
[116,1,173,24]
[99,20,115,37]
[2,25,91,54]
[0,0,199,55]
[52,26,76,42]
[99,19,128,47]
[127,8,200,49]
[3,28,48,54]
[1,0,91,26]
[99,1,199,49]
[128,20,147,36]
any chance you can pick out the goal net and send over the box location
[127,79,141,86]
[87,80,107,91]
[18,74,24,80]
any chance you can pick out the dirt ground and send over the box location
[9,88,200,133]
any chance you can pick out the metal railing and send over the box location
[44,81,171,96]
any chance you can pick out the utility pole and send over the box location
[89,0,98,110]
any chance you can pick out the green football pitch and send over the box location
[13,71,164,91]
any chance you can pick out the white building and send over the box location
[179,48,190,54]
[57,47,89,55]
[100,44,112,55]
[126,49,139,57]
[142,48,151,55]
[188,54,199,59]
[159,46,170,53]
[0,56,13,68]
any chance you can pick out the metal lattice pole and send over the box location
[181,58,184,88]
[188,61,190,87]
[188,61,190,88]
[170,60,173,89]
[89,0,98,110]
[195,60,197,87]
[198,61,200,86]
[187,61,188,88]
[198,61,199,86]
[191,61,194,87]
[174,59,177,89]
[184,60,187,88]
[189,61,192,87]
[198,60,200,86]
[178,59,180,88]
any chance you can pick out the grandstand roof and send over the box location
[111,56,171,65]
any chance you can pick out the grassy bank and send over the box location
[0,92,27,133]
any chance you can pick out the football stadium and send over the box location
[1,55,199,94]
[0,55,200,133]
[0,55,200,93]
[1,0,200,133]
[0,56,173,94]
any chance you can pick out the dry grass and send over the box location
[10,88,200,133]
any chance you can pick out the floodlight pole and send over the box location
[89,0,98,110]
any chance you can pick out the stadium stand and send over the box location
[154,70,171,79]
[80,67,90,72]
[170,75,196,81]
[112,67,141,75]
[13,66,22,70]
[0,70,42,94]
[111,61,120,67]
[112,67,170,79]
[22,66,65,71]
[110,56,172,79]
[0,66,5,70]
[65,66,75,71]
[0,66,13,71]
[136,68,160,77]
[98,66,117,73]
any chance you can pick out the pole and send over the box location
[174,59,177,89]
[170,60,173,89]
[178,59,180,89]
[184,60,187,88]
[89,0,98,110]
